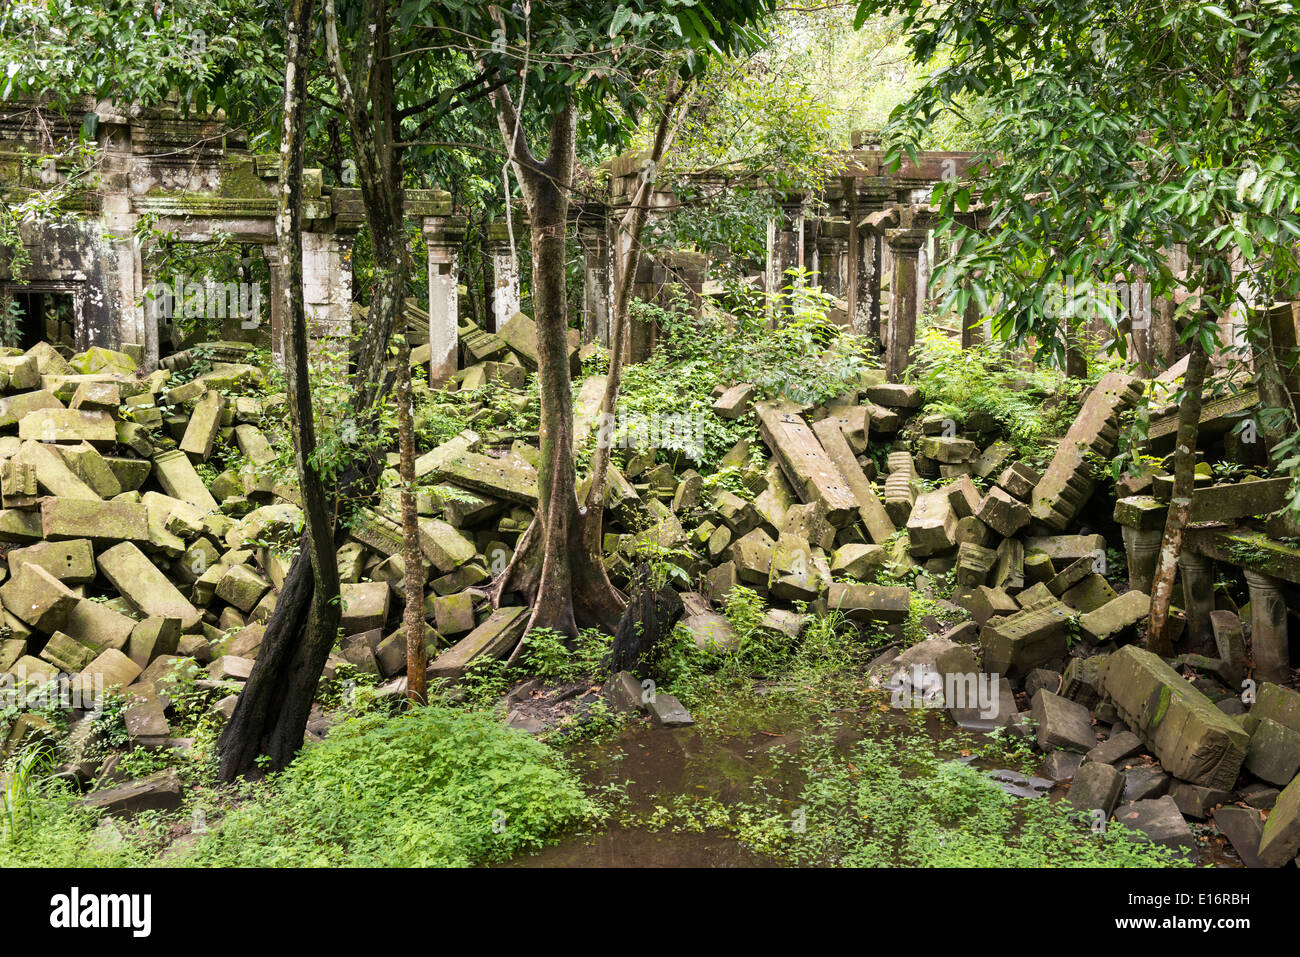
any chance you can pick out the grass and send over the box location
[0,746,156,867]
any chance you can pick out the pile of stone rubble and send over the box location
[596,358,1300,867]
[1,316,1297,867]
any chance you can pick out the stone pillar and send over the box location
[1128,271,1153,372]
[299,230,351,345]
[867,230,884,342]
[885,228,926,381]
[767,197,803,316]
[487,221,520,334]
[849,222,874,338]
[961,294,983,350]
[579,220,611,346]
[424,216,462,386]
[136,237,173,360]
[928,233,945,307]
[663,251,707,313]
[627,253,659,364]
[1121,526,1162,594]
[97,121,152,366]
[1244,569,1290,683]
[1151,244,1188,369]
[917,236,931,313]
[1177,549,1216,655]
[262,244,285,363]
[817,220,849,302]
[1263,301,1300,413]
[953,218,982,351]
[107,230,146,361]
[301,231,353,379]
[852,179,892,344]
[845,178,861,331]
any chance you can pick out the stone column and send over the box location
[850,221,875,338]
[852,178,892,344]
[885,228,926,381]
[867,230,884,342]
[487,221,520,334]
[107,229,146,361]
[262,244,285,363]
[1244,569,1290,682]
[578,220,611,346]
[951,218,983,351]
[917,236,931,314]
[301,231,353,379]
[1121,526,1162,594]
[424,216,462,386]
[962,295,983,350]
[845,177,861,330]
[663,251,707,314]
[1264,301,1300,413]
[135,235,173,362]
[627,253,659,364]
[95,121,152,366]
[767,197,803,316]
[1177,549,1217,655]
[816,220,849,302]
[1150,244,1188,369]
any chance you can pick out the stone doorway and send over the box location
[4,287,77,352]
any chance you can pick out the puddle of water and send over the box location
[505,694,1037,867]
[502,689,1243,868]
[505,826,774,867]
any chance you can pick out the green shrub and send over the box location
[179,707,600,867]
[0,746,153,867]
[595,281,875,473]
[909,327,1098,461]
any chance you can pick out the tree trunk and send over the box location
[1065,327,1088,379]
[218,0,412,780]
[486,94,624,636]
[396,338,427,703]
[217,0,341,781]
[585,77,688,518]
[1146,333,1209,655]
[1249,305,1300,452]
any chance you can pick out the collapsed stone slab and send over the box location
[1102,645,1249,790]
[97,542,202,631]
[429,605,528,678]
[1030,372,1143,532]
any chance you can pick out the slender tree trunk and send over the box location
[1249,306,1300,451]
[396,339,427,703]
[325,0,408,420]
[218,0,341,781]
[1146,332,1209,655]
[218,0,412,780]
[485,94,624,635]
[1148,18,1246,652]
[585,77,688,517]
[1065,327,1088,379]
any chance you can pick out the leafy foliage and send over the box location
[180,707,600,867]
[861,0,1300,510]
[605,278,874,471]
[909,326,1122,461]
[738,718,1194,867]
[0,0,283,122]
